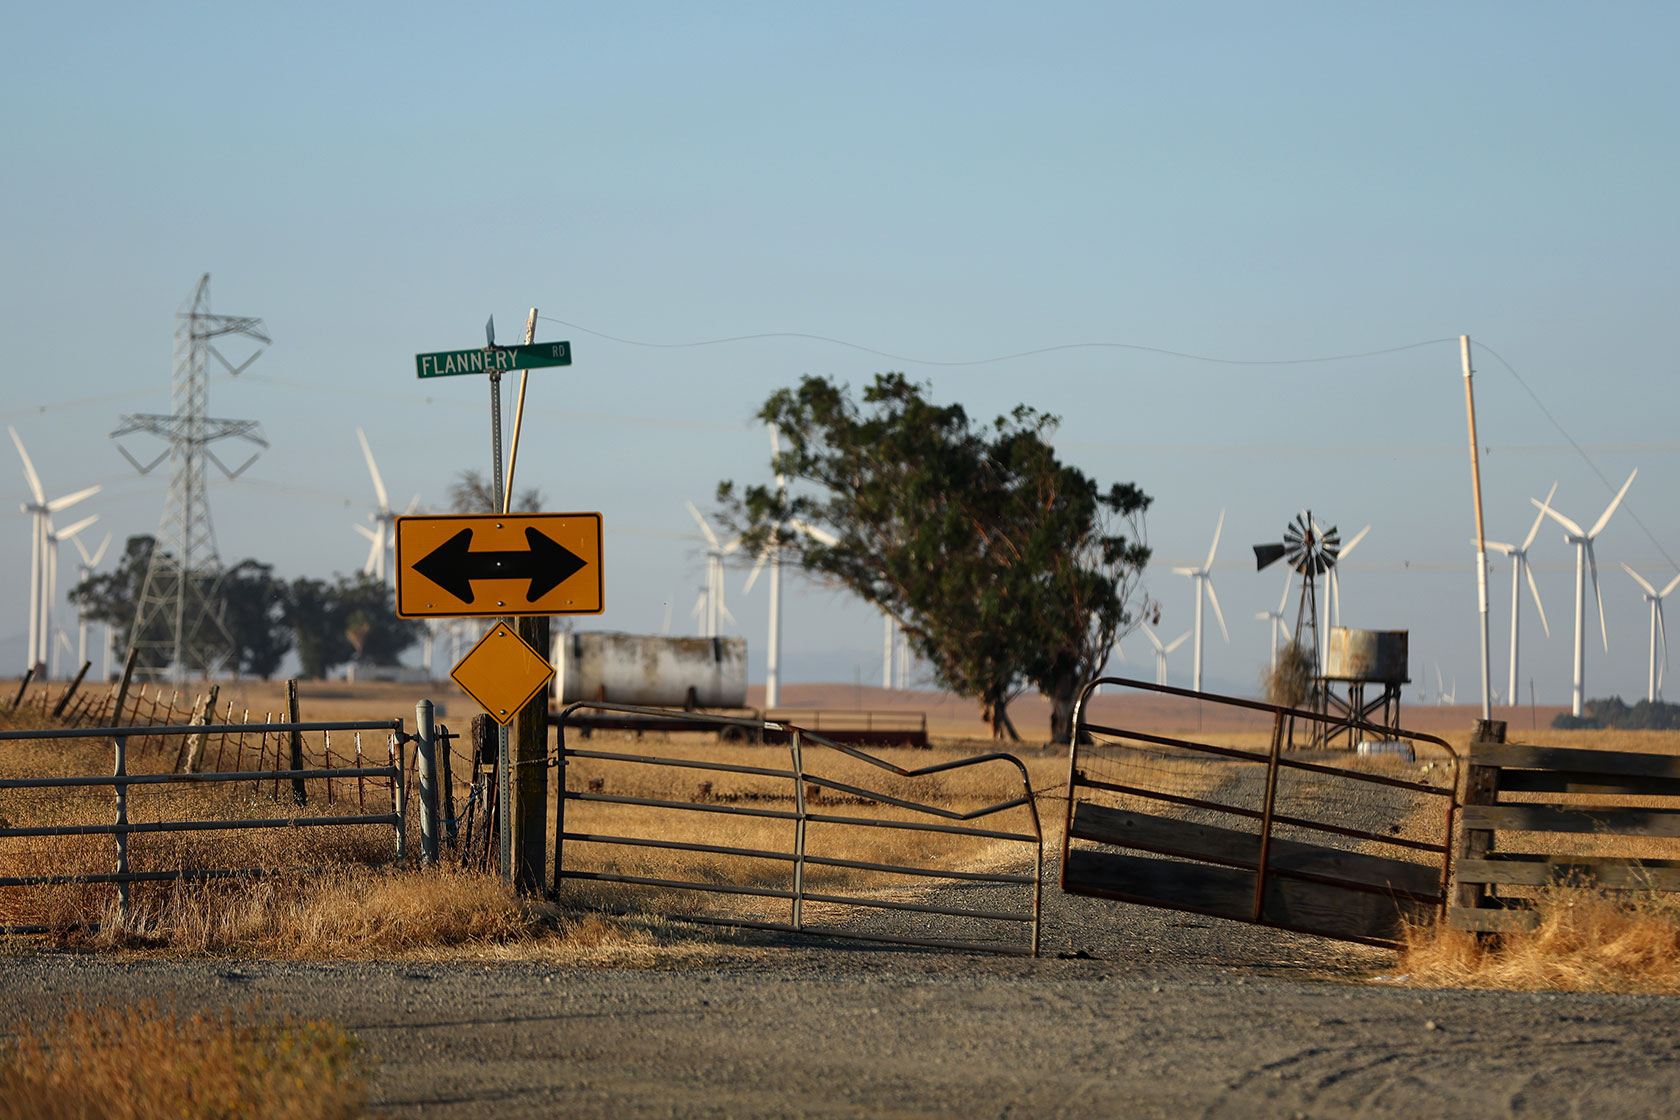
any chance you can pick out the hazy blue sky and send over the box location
[4,3,1677,709]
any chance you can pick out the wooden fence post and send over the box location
[1455,718,1506,914]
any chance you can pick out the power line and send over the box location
[537,316,1457,369]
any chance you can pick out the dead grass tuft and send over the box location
[0,999,369,1120]
[1399,887,1680,992]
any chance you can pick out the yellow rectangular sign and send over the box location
[395,512,603,618]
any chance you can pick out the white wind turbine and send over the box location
[1171,512,1229,693]
[1254,569,1293,671]
[10,426,100,675]
[687,501,741,638]
[1324,522,1370,636]
[1141,624,1191,686]
[353,427,416,588]
[1621,564,1680,703]
[72,532,113,676]
[1484,483,1555,707]
[1532,469,1637,718]
[45,513,98,676]
[743,425,788,707]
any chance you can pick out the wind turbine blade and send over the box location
[768,424,787,491]
[1205,580,1229,643]
[1525,560,1551,639]
[1204,510,1224,571]
[1142,625,1164,653]
[353,523,379,542]
[1522,483,1558,550]
[1588,543,1608,651]
[743,546,769,593]
[45,485,100,514]
[1623,562,1658,598]
[1165,631,1191,654]
[356,428,389,509]
[1340,524,1371,558]
[721,536,743,557]
[1276,572,1291,614]
[56,514,97,541]
[8,426,44,503]
[1588,469,1637,539]
[686,501,721,550]
[1660,603,1669,692]
[1531,498,1585,538]
[89,532,111,567]
[1482,540,1516,556]
[788,519,838,547]
[1169,566,1196,577]
[363,532,382,575]
[403,494,420,516]
[718,600,736,627]
[1661,571,1680,600]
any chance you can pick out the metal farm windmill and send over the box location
[10,425,100,676]
[1252,510,1347,680]
[1483,482,1556,706]
[1621,563,1680,703]
[1531,470,1636,718]
[1171,511,1229,693]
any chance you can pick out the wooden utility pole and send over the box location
[1462,335,1493,721]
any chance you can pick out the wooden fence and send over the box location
[1451,721,1680,931]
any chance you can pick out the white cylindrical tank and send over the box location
[552,632,748,708]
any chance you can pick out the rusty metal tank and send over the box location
[1323,628,1409,684]
[552,632,748,707]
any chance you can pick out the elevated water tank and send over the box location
[552,632,748,708]
[1323,628,1408,684]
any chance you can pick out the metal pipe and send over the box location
[416,699,438,865]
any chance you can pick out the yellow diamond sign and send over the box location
[451,621,555,725]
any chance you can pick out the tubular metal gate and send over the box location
[1063,678,1460,947]
[554,702,1042,956]
[0,718,408,932]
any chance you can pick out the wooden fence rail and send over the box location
[1451,722,1680,931]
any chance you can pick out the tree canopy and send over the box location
[717,373,1151,742]
[70,538,417,680]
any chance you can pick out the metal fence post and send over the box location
[790,728,806,932]
[112,732,129,927]
[416,700,439,866]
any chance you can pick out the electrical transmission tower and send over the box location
[111,275,269,679]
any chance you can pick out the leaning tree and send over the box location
[717,373,1151,742]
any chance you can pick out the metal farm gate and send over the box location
[1062,678,1460,947]
[553,702,1043,956]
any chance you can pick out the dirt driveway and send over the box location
[3,888,1677,1120]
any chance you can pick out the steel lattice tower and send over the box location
[111,275,269,679]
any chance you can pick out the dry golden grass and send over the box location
[0,1000,368,1120]
[1399,887,1680,993]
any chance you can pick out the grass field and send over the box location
[7,676,1680,989]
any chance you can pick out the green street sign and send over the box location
[415,341,573,379]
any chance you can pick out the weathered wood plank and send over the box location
[1448,905,1539,933]
[1462,804,1680,837]
[1470,744,1680,782]
[1455,855,1680,891]
[1062,847,1427,943]
[1491,769,1680,798]
[1070,802,1441,897]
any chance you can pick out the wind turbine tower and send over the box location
[1171,511,1228,692]
[1532,470,1636,718]
[1484,483,1555,707]
[111,275,269,678]
[1622,563,1680,703]
[10,426,100,676]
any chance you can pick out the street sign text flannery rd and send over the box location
[415,341,572,379]
[395,513,604,618]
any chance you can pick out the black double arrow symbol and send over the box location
[412,526,588,604]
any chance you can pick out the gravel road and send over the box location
[2,875,1678,1119]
